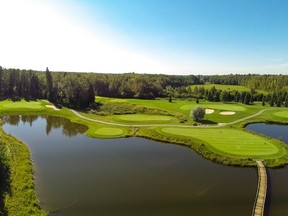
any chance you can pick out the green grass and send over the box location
[97,96,266,124]
[0,100,44,111]
[93,127,124,137]
[273,110,288,118]
[117,114,173,122]
[0,128,46,216]
[159,127,285,158]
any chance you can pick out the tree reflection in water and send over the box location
[1,115,88,137]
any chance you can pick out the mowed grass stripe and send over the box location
[160,128,281,157]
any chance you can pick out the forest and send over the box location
[0,66,288,108]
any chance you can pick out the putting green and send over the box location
[94,127,124,136]
[273,111,288,118]
[1,101,43,110]
[160,127,280,157]
[117,114,172,122]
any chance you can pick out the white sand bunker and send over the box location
[205,109,215,114]
[220,111,235,115]
[46,105,60,111]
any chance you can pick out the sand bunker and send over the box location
[220,111,235,115]
[205,109,215,114]
[46,105,60,111]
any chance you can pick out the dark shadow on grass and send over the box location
[199,119,218,125]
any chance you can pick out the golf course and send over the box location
[0,97,288,215]
[1,98,288,163]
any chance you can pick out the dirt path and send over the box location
[70,108,271,128]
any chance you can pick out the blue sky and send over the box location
[0,0,288,75]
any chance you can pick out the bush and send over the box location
[191,106,205,121]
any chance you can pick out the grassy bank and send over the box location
[0,127,46,216]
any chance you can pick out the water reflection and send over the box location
[1,115,87,137]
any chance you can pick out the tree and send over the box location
[0,66,3,98]
[220,91,229,102]
[196,98,199,104]
[190,106,205,122]
[285,95,288,107]
[45,67,55,101]
[262,97,265,106]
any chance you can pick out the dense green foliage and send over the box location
[191,106,205,121]
[1,66,288,108]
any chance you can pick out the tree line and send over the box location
[0,66,288,108]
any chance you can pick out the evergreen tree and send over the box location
[285,95,288,107]
[45,67,55,101]
[244,93,251,105]
[87,83,95,106]
[262,97,265,106]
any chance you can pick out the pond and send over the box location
[246,123,288,216]
[2,115,257,216]
[246,123,288,144]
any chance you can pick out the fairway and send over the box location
[205,104,246,111]
[160,127,281,158]
[273,111,288,118]
[1,101,44,110]
[117,114,173,122]
[94,127,124,136]
[180,104,197,110]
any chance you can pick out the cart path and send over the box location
[70,108,270,128]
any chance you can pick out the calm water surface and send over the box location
[2,115,257,216]
[246,123,288,216]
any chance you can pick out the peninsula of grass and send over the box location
[159,127,285,158]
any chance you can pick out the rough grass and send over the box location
[159,127,285,158]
